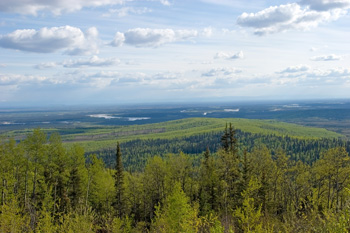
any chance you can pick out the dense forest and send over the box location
[1,124,350,232]
[96,129,350,172]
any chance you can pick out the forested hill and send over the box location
[3,117,345,171]
[1,121,350,232]
[65,118,342,153]
[70,118,343,171]
[4,117,342,149]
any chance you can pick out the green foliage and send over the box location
[67,144,88,210]
[152,182,199,233]
[87,154,115,213]
[57,210,96,233]
[234,178,263,233]
[114,142,125,217]
[0,198,31,233]
[317,208,350,233]
[199,147,219,215]
[2,124,350,232]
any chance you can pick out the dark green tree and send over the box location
[221,123,238,156]
[114,142,124,217]
[68,144,87,210]
[221,123,230,153]
[199,147,219,215]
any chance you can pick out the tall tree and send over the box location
[221,124,230,153]
[24,128,47,229]
[199,147,219,215]
[68,144,88,211]
[221,123,238,156]
[114,142,124,217]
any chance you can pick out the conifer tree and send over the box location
[114,142,124,217]
[221,124,230,153]
[200,147,219,214]
[228,123,237,156]
[221,123,238,156]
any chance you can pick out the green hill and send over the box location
[60,118,342,152]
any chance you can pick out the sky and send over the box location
[0,0,350,106]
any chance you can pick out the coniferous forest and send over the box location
[1,124,350,232]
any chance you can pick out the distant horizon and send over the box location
[1,97,350,110]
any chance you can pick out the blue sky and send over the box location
[0,0,350,106]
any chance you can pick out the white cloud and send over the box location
[237,4,297,28]
[0,64,6,68]
[35,62,58,70]
[272,66,350,87]
[0,0,172,15]
[300,0,350,11]
[237,3,348,35]
[103,7,152,17]
[0,0,125,15]
[0,73,52,85]
[110,32,125,47]
[279,64,310,73]
[0,26,99,55]
[201,27,213,37]
[202,67,242,77]
[153,72,181,80]
[328,68,350,77]
[110,28,198,47]
[159,0,171,6]
[308,67,350,77]
[215,51,244,60]
[310,54,342,61]
[63,56,120,68]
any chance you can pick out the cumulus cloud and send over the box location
[215,51,244,60]
[63,56,120,68]
[0,26,99,55]
[110,28,198,47]
[202,67,242,77]
[300,0,350,11]
[237,3,348,35]
[110,32,125,47]
[279,64,310,73]
[310,54,342,61]
[237,4,297,29]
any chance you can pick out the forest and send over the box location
[1,123,350,232]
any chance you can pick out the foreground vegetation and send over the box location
[1,122,350,232]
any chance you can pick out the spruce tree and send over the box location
[221,123,229,152]
[114,142,124,217]
[228,123,237,156]
[221,123,237,156]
